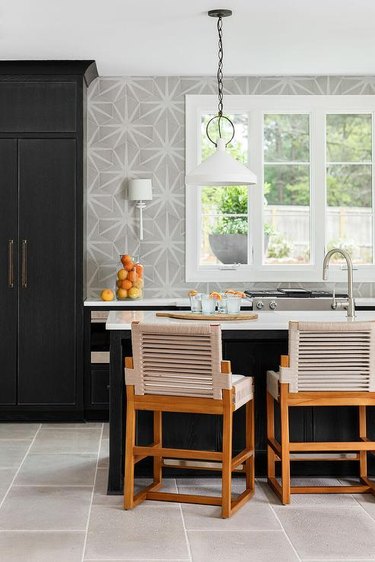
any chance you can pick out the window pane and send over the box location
[200,114,249,266]
[264,164,310,264]
[326,114,372,162]
[326,164,373,264]
[264,114,309,162]
[200,186,248,265]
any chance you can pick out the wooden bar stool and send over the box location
[267,320,375,504]
[124,321,255,518]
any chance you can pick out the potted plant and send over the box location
[208,186,272,264]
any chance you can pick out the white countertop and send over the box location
[86,297,375,308]
[85,298,253,308]
[106,309,375,331]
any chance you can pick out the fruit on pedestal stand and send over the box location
[101,289,115,301]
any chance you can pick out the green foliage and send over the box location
[207,186,248,235]
[264,113,371,208]
[267,232,294,259]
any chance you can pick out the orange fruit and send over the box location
[116,280,121,288]
[120,254,132,266]
[135,264,143,278]
[128,287,141,299]
[120,279,132,290]
[100,289,114,301]
[117,269,128,280]
[210,291,222,300]
[116,288,128,300]
[127,270,137,283]
[124,260,135,271]
[134,278,144,289]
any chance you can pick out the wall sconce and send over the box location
[127,179,153,240]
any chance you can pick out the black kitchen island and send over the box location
[106,309,375,494]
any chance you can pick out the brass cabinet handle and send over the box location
[8,239,14,288]
[21,239,27,288]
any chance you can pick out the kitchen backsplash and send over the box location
[87,75,375,298]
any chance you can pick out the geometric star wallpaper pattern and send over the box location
[87,75,375,298]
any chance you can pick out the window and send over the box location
[186,95,375,282]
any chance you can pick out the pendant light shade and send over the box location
[185,9,257,187]
[186,139,257,186]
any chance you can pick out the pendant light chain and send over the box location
[205,9,235,147]
[217,16,224,119]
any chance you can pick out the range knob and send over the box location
[256,301,264,310]
[269,300,277,310]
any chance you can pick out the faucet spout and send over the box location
[322,248,355,319]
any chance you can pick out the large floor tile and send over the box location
[181,486,280,530]
[94,469,178,507]
[0,468,16,502]
[0,531,85,562]
[275,506,375,560]
[260,478,359,506]
[30,428,101,454]
[42,422,103,429]
[0,441,30,469]
[0,486,92,530]
[14,453,97,486]
[0,423,40,440]
[98,438,109,468]
[85,504,189,560]
[353,492,375,520]
[188,530,299,562]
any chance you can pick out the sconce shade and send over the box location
[128,179,153,201]
[185,139,257,186]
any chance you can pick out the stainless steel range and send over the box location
[245,288,348,311]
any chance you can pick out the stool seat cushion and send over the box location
[232,375,253,410]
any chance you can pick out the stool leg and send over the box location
[359,405,367,480]
[280,383,290,505]
[266,390,276,482]
[222,389,233,518]
[154,411,162,484]
[124,387,136,510]
[245,399,255,492]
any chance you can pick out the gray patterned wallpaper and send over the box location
[87,76,375,298]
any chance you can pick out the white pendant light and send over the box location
[185,9,257,187]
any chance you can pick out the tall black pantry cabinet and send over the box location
[0,61,98,420]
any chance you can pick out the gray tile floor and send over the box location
[0,423,375,561]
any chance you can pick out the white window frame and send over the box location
[185,94,375,283]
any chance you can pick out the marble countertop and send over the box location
[105,309,375,331]
[86,297,375,308]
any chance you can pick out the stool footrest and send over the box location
[290,441,375,452]
[133,445,223,461]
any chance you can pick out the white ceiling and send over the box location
[3,0,375,76]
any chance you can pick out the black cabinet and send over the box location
[0,61,98,420]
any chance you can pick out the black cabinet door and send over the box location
[18,139,77,405]
[0,140,17,404]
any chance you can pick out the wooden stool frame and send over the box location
[124,357,255,518]
[267,355,375,504]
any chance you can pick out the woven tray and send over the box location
[155,311,258,321]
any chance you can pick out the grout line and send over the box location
[0,528,87,532]
[81,422,104,562]
[0,424,42,511]
[178,499,193,562]
[12,485,94,488]
[268,504,302,562]
[350,491,375,525]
